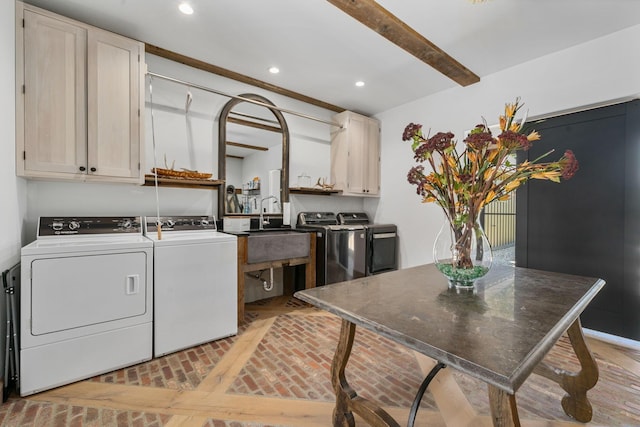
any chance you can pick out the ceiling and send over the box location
[23,0,640,116]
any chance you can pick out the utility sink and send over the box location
[246,229,311,264]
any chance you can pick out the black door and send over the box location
[516,100,640,341]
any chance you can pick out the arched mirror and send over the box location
[218,94,289,220]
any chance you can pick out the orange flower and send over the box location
[504,180,521,193]
[527,130,541,141]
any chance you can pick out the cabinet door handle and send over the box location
[90,167,97,172]
[79,166,86,171]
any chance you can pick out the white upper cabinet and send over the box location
[21,8,87,178]
[86,30,143,181]
[331,111,381,196]
[16,2,145,183]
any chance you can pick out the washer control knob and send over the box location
[166,219,175,228]
[52,221,63,231]
[200,219,209,226]
[122,219,132,229]
[68,221,80,230]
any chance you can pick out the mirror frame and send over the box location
[218,93,290,220]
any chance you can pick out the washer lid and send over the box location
[337,212,370,225]
[146,230,237,245]
[296,212,339,226]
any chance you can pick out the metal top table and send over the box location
[295,263,605,427]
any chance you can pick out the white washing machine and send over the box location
[144,216,237,357]
[20,216,153,396]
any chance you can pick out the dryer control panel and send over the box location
[38,216,142,237]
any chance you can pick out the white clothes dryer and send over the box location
[20,217,153,396]
[144,216,237,357]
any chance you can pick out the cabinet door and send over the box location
[363,118,380,195]
[346,114,380,195]
[87,30,143,182]
[331,111,381,196]
[23,10,87,176]
[346,114,367,194]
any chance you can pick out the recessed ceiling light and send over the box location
[269,67,280,74]
[355,81,365,87]
[179,2,194,15]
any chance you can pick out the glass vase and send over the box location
[433,217,493,291]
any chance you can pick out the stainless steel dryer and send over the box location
[296,212,366,286]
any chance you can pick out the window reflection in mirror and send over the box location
[218,94,289,220]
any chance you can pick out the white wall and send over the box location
[1,1,23,269]
[24,53,364,241]
[1,0,24,384]
[372,24,640,269]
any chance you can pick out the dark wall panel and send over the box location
[516,100,640,340]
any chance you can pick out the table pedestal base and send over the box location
[331,317,598,427]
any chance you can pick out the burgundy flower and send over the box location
[413,144,426,162]
[457,173,474,184]
[407,166,428,196]
[464,131,494,150]
[403,123,423,141]
[498,130,531,150]
[427,132,455,151]
[560,149,579,179]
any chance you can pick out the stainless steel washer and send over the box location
[296,212,366,286]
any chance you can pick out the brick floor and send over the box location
[228,313,437,409]
[2,295,639,426]
[91,338,237,390]
[0,400,171,426]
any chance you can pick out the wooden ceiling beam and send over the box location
[145,43,346,113]
[326,0,480,87]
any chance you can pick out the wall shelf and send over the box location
[289,187,341,195]
[143,174,223,190]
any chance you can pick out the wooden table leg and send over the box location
[332,319,357,427]
[534,318,598,423]
[561,318,599,422]
[331,319,401,427]
[488,385,521,427]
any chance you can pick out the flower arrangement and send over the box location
[402,98,578,285]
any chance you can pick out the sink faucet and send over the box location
[259,196,278,230]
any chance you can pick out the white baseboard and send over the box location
[583,328,640,350]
